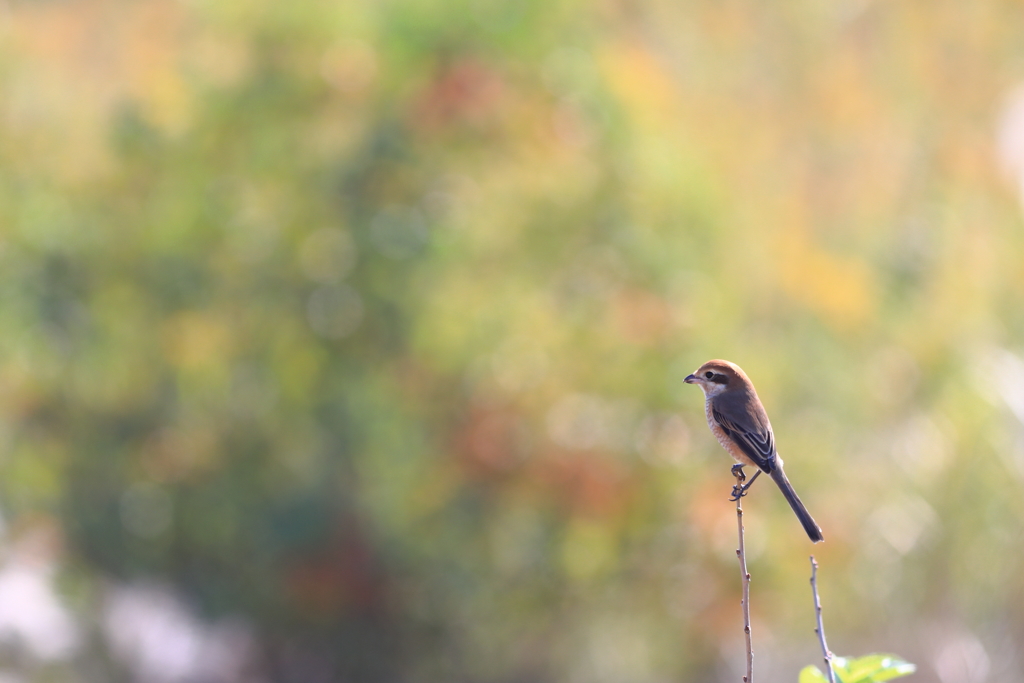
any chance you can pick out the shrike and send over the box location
[685,359,823,543]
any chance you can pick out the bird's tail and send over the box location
[769,466,823,543]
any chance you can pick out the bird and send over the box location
[684,359,823,543]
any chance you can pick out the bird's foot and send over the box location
[729,468,760,501]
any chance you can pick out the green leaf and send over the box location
[830,654,916,683]
[799,665,829,683]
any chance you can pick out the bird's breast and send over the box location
[705,398,754,466]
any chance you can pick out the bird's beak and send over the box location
[684,374,697,384]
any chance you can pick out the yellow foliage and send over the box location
[776,229,878,330]
[600,41,681,129]
[161,311,232,370]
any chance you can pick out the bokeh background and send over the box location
[1,0,1024,681]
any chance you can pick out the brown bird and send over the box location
[685,359,823,543]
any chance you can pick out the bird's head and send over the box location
[684,359,748,398]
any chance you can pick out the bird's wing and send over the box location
[711,404,777,472]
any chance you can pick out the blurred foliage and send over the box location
[800,654,916,683]
[3,0,1024,681]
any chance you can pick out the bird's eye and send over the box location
[704,371,714,379]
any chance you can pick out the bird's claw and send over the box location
[728,466,760,502]
[729,464,747,501]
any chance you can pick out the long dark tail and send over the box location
[769,466,823,543]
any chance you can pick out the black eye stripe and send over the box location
[709,373,728,384]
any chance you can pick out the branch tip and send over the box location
[809,557,836,683]
[734,483,753,683]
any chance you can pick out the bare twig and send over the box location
[733,469,753,683]
[809,556,836,683]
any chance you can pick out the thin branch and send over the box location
[809,556,836,683]
[733,470,753,683]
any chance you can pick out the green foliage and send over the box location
[799,655,916,683]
